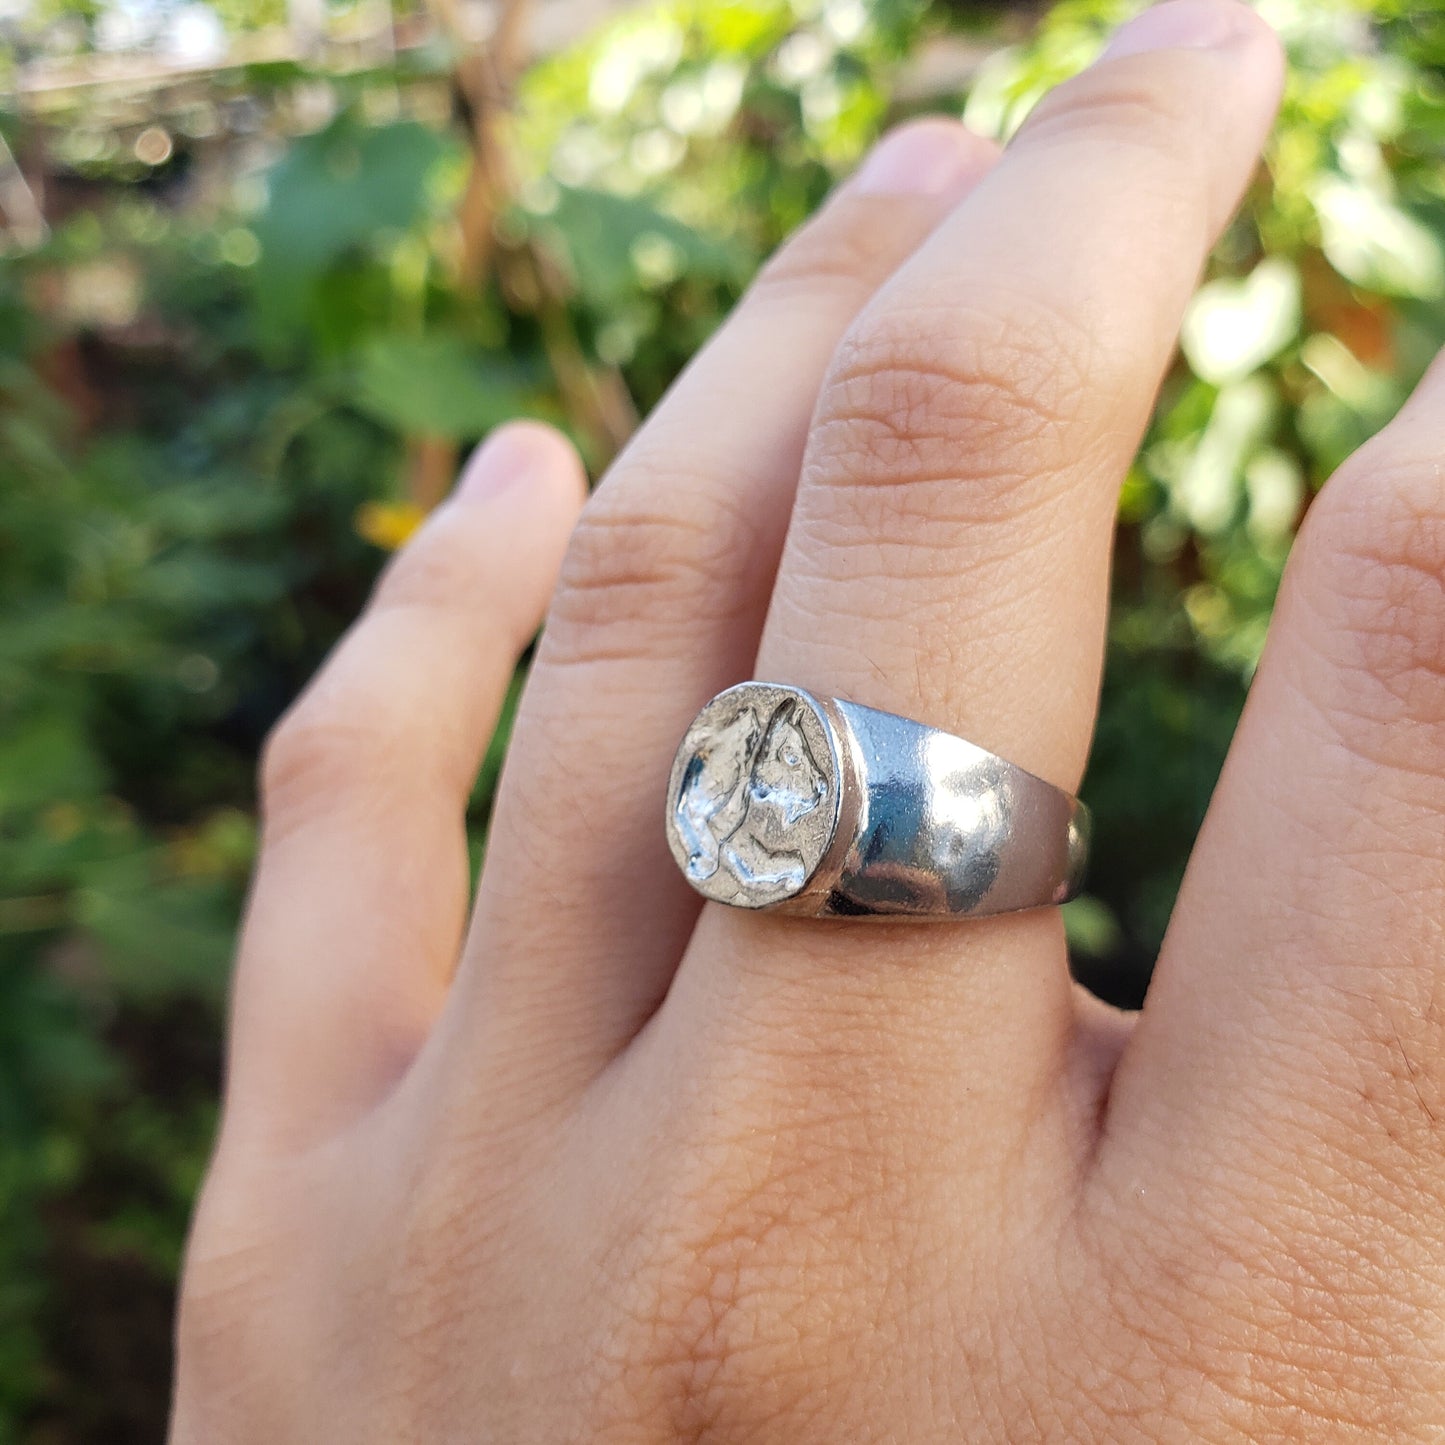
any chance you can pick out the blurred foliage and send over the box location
[979,0,1445,1000]
[1,0,1443,1437]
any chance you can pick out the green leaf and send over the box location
[0,714,106,816]
[1312,175,1445,299]
[349,335,541,440]
[1063,895,1123,959]
[1244,448,1305,543]
[255,117,448,272]
[534,185,747,305]
[1171,377,1276,536]
[1181,259,1301,385]
[75,858,233,1002]
[251,117,452,339]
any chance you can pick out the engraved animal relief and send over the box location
[675,699,830,896]
[674,705,763,882]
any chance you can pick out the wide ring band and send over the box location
[665,681,1089,921]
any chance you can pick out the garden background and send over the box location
[2,0,1442,1437]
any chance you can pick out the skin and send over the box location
[171,2,1445,1439]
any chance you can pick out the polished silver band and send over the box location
[665,681,1088,921]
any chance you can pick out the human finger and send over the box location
[226,423,585,1146]
[460,122,1000,1085]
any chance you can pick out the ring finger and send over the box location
[665,0,1284,1189]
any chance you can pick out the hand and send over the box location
[172,3,1445,1439]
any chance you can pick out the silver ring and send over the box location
[664,681,1089,920]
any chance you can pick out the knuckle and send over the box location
[175,1174,289,1415]
[176,1250,278,1411]
[747,199,905,311]
[381,1176,492,1398]
[811,295,1098,518]
[1082,1180,1441,1441]
[375,514,493,618]
[361,1121,558,1432]
[1018,66,1215,240]
[544,478,765,668]
[592,1088,904,1439]
[373,509,543,659]
[1297,450,1445,750]
[259,696,402,828]
[1026,68,1200,158]
[177,1248,258,1359]
[259,661,474,838]
[605,1242,836,1436]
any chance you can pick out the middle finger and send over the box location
[464,121,997,1079]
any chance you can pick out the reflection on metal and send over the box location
[666,681,1089,921]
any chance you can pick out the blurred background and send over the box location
[1,0,1442,1436]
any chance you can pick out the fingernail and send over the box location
[850,119,984,198]
[1101,0,1258,60]
[453,426,534,503]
